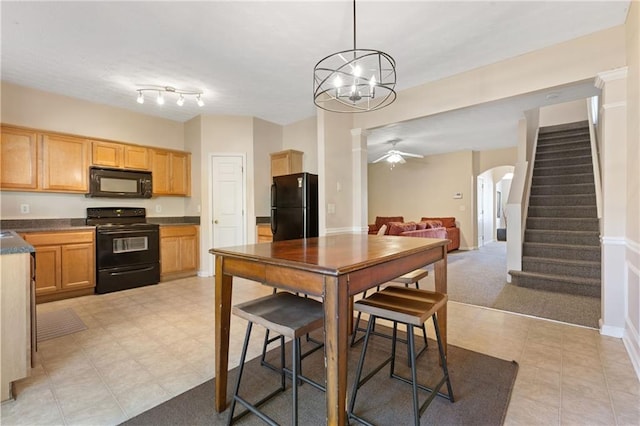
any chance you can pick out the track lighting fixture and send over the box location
[135,85,204,107]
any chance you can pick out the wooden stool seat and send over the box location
[228,292,325,425]
[349,287,454,426]
[390,268,429,285]
[356,286,446,326]
[351,269,430,358]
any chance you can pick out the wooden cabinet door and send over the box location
[270,150,303,177]
[41,134,90,192]
[151,149,171,194]
[124,145,149,170]
[61,243,94,290]
[179,234,198,270]
[0,126,38,190]
[32,246,61,295]
[92,141,123,168]
[170,152,190,196]
[160,236,181,274]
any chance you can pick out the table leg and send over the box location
[433,252,448,355]
[323,275,349,425]
[214,255,233,412]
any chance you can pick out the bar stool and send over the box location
[348,286,454,426]
[351,269,429,361]
[228,292,325,426]
[260,289,324,373]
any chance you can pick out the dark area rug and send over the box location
[122,329,518,425]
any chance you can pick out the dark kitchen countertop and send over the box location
[256,216,270,224]
[148,216,200,226]
[0,230,35,254]
[0,218,95,233]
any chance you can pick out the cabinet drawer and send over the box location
[22,230,95,246]
[160,225,197,238]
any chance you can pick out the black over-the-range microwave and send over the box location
[87,167,153,198]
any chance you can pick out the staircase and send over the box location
[509,120,601,297]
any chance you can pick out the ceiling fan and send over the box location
[372,139,424,164]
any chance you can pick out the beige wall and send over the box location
[475,147,518,175]
[253,118,283,217]
[625,0,640,376]
[184,116,202,217]
[368,150,475,249]
[539,99,588,127]
[1,82,184,149]
[320,111,354,232]
[0,82,187,219]
[283,116,318,174]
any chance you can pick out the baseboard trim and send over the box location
[599,322,625,338]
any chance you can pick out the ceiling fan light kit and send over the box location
[373,140,424,166]
[135,85,204,107]
[313,0,396,113]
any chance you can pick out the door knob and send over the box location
[214,220,219,224]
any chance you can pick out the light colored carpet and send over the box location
[421,242,600,328]
[37,308,87,342]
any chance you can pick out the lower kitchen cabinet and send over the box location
[21,230,95,303]
[160,225,199,281]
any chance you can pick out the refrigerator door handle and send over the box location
[270,209,277,235]
[271,183,276,207]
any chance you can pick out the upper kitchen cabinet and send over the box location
[91,140,150,170]
[0,126,38,190]
[151,149,191,196]
[41,133,90,192]
[270,149,303,177]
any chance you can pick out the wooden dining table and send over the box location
[210,234,449,425]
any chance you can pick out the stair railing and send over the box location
[586,97,603,226]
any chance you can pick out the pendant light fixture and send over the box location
[313,0,396,113]
[135,85,204,107]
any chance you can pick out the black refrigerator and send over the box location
[270,172,319,241]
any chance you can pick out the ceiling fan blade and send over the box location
[396,150,424,159]
[372,153,391,163]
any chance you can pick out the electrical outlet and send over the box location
[155,205,162,213]
[20,204,30,214]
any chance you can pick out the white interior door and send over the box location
[211,155,245,249]
[477,177,485,248]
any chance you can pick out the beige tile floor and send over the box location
[1,276,638,425]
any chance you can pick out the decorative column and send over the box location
[595,67,628,337]
[351,128,369,234]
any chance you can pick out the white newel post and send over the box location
[595,67,628,338]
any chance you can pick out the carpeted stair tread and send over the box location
[523,242,600,261]
[528,194,596,206]
[528,206,597,218]
[533,163,593,176]
[535,147,591,160]
[531,173,594,186]
[537,138,590,149]
[524,241,600,250]
[522,255,600,267]
[537,120,589,133]
[535,154,592,168]
[508,270,600,297]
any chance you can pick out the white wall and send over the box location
[539,99,588,127]
[253,118,283,217]
[283,116,318,174]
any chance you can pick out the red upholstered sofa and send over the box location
[368,216,404,235]
[421,217,460,252]
[387,221,448,240]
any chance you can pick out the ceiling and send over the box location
[1,1,630,162]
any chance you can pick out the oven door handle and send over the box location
[109,266,156,276]
[98,230,156,236]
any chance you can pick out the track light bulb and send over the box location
[177,94,185,106]
[156,91,164,105]
[136,92,144,104]
[196,95,204,107]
